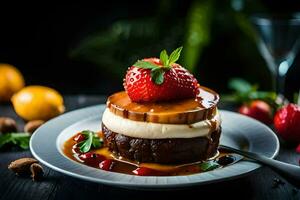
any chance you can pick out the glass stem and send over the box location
[276,73,286,96]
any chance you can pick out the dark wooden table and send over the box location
[0,95,299,200]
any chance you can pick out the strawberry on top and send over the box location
[124,47,199,103]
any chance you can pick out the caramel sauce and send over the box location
[107,86,219,124]
[108,92,204,113]
[63,132,237,176]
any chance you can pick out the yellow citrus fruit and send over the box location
[0,64,25,102]
[11,86,65,121]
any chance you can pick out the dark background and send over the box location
[0,0,300,98]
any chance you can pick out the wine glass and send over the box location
[250,13,300,95]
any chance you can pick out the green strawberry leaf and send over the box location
[228,78,253,94]
[160,50,169,66]
[132,46,183,85]
[133,60,158,69]
[168,46,183,65]
[151,67,165,85]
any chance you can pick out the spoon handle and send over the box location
[220,145,300,188]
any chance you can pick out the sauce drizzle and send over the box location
[63,132,239,176]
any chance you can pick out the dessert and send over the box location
[101,47,221,164]
[63,47,229,176]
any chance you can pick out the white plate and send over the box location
[30,105,279,189]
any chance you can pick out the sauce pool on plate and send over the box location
[63,131,238,176]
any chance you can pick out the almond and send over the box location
[30,163,44,181]
[0,117,17,134]
[8,158,38,175]
[24,120,45,134]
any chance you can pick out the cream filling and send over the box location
[102,108,221,139]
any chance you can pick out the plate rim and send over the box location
[30,105,280,189]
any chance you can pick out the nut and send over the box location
[24,120,44,134]
[8,158,38,175]
[0,117,17,134]
[30,163,44,181]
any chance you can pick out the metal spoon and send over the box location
[219,145,300,188]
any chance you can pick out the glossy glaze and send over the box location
[107,86,219,124]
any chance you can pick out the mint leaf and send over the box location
[79,130,94,153]
[0,134,13,147]
[0,133,31,150]
[132,46,183,85]
[79,130,103,153]
[160,50,169,66]
[92,135,103,148]
[168,46,183,65]
[12,133,30,149]
[133,60,158,69]
[18,137,30,149]
[199,161,220,172]
[151,67,164,85]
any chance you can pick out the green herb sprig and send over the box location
[199,161,220,172]
[0,133,31,150]
[133,46,183,85]
[224,78,284,111]
[78,130,103,153]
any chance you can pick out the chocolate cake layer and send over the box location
[102,123,221,164]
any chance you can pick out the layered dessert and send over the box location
[63,47,227,176]
[101,47,221,164]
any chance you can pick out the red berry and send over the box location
[74,133,85,143]
[274,104,300,143]
[238,100,273,124]
[99,159,114,171]
[132,167,160,176]
[79,152,105,166]
[72,144,81,154]
[296,144,300,154]
[124,58,199,102]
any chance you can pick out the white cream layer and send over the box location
[102,108,221,139]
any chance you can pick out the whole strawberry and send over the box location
[274,103,300,143]
[238,100,273,124]
[124,47,199,102]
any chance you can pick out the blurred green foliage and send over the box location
[69,0,273,92]
[70,19,162,77]
[182,0,213,71]
[225,78,281,110]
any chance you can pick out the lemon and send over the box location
[0,64,25,102]
[11,86,65,121]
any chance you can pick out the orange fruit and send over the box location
[11,86,65,121]
[0,64,25,102]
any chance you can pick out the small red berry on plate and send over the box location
[296,144,300,154]
[99,159,114,171]
[124,47,199,103]
[274,103,300,143]
[72,144,81,154]
[132,167,160,176]
[79,152,105,166]
[238,100,273,124]
[73,133,85,143]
